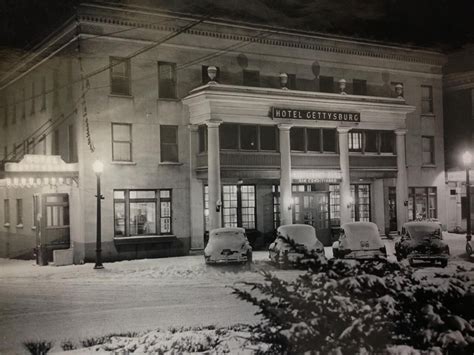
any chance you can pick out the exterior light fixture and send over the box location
[92,160,104,269]
[462,150,472,254]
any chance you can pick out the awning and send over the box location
[2,155,78,188]
[291,169,342,183]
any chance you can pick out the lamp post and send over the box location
[462,151,472,255]
[92,160,104,269]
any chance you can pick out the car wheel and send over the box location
[466,242,473,256]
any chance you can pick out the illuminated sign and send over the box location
[292,169,342,183]
[271,107,360,122]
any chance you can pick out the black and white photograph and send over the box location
[0,0,473,353]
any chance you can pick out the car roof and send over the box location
[210,227,246,237]
[277,224,317,246]
[403,221,440,228]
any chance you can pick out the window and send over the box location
[41,76,46,111]
[202,65,220,84]
[222,185,256,229]
[240,185,256,229]
[240,125,258,150]
[349,131,363,152]
[380,131,394,153]
[160,125,178,162]
[158,61,177,99]
[408,187,437,220]
[243,70,260,87]
[352,79,367,95]
[422,136,435,165]
[364,130,378,153]
[45,195,69,227]
[53,129,60,155]
[290,127,305,151]
[220,124,239,149]
[68,124,77,163]
[351,184,371,222]
[259,126,277,151]
[110,57,131,96]
[307,128,321,152]
[4,199,10,225]
[222,185,238,227]
[204,186,210,231]
[319,76,334,93]
[112,123,132,162]
[198,125,207,153]
[114,189,172,237]
[329,184,340,226]
[421,85,433,114]
[323,129,336,152]
[16,199,23,225]
[287,73,296,90]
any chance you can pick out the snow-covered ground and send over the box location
[0,233,472,354]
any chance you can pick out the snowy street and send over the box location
[0,233,472,354]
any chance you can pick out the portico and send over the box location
[184,83,415,248]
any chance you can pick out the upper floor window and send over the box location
[16,199,23,226]
[112,123,132,162]
[353,79,367,95]
[287,73,297,90]
[160,125,179,162]
[290,127,337,153]
[319,76,334,93]
[243,70,260,87]
[110,57,131,96]
[198,125,207,153]
[421,85,433,114]
[158,62,177,99]
[240,125,258,150]
[219,124,277,151]
[422,136,435,165]
[4,199,10,225]
[260,125,277,151]
[202,65,220,84]
[348,131,363,152]
[380,131,395,153]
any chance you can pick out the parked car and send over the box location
[269,224,326,267]
[332,222,387,259]
[204,227,252,264]
[395,221,450,267]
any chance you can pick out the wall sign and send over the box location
[271,107,360,122]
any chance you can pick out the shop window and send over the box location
[202,65,220,84]
[158,62,177,99]
[240,125,258,150]
[287,73,297,90]
[380,131,395,153]
[421,85,433,114]
[160,125,179,162]
[4,199,10,225]
[422,136,435,165]
[307,128,321,152]
[222,185,238,227]
[323,129,336,152]
[348,131,363,152]
[110,57,131,96]
[353,79,367,95]
[351,184,371,222]
[16,199,23,226]
[240,185,256,229]
[319,76,334,93]
[112,123,132,162]
[113,189,172,237]
[198,125,207,153]
[329,184,340,226]
[243,70,260,87]
[220,123,239,149]
[290,127,305,151]
[408,187,437,220]
[260,126,277,151]
[364,130,378,153]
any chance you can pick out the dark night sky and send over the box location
[0,0,473,56]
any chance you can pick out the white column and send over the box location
[188,125,204,249]
[279,124,293,225]
[338,127,351,225]
[207,120,222,230]
[395,129,408,231]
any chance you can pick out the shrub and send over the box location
[23,340,53,355]
[233,254,474,354]
[61,340,76,350]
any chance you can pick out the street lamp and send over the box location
[462,151,472,255]
[92,160,104,269]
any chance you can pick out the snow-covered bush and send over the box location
[233,255,474,354]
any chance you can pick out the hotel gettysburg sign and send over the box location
[271,107,360,122]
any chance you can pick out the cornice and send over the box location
[77,11,445,67]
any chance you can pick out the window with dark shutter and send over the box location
[110,57,131,96]
[158,62,177,99]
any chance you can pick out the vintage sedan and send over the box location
[269,224,326,267]
[395,221,449,267]
[204,227,252,264]
[332,222,387,259]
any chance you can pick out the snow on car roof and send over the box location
[403,221,440,229]
[340,222,383,248]
[277,224,317,246]
[210,227,246,237]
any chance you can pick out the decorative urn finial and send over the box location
[279,72,288,90]
[339,79,347,95]
[395,83,404,98]
[207,66,218,84]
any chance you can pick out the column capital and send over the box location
[187,124,199,132]
[337,126,352,133]
[278,123,293,131]
[205,119,222,128]
[395,128,408,136]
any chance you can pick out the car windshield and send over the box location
[278,225,316,248]
[406,225,441,239]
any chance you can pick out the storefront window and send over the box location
[329,184,340,226]
[408,187,437,220]
[222,185,238,227]
[240,185,256,229]
[114,189,172,237]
